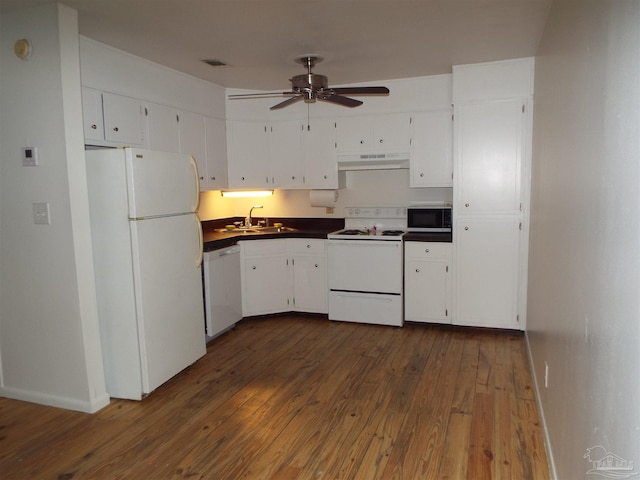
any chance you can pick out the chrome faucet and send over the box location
[247,205,263,227]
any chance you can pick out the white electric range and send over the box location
[327,207,407,327]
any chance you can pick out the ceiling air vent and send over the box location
[201,59,227,67]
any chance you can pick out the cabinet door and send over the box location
[374,113,411,153]
[405,259,449,323]
[81,87,104,142]
[455,99,526,215]
[454,217,521,329]
[227,121,270,189]
[269,120,303,188]
[242,254,291,316]
[205,117,228,189]
[292,254,327,313]
[302,119,338,188]
[178,111,207,188]
[146,102,180,153]
[335,116,372,152]
[102,92,145,146]
[410,110,453,187]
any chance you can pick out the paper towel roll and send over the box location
[309,189,338,207]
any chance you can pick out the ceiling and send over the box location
[0,0,552,90]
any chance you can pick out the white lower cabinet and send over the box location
[454,217,521,329]
[240,238,327,317]
[290,239,327,313]
[404,242,452,324]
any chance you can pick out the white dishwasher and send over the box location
[203,245,242,338]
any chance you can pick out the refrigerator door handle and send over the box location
[189,155,201,211]
[196,215,204,267]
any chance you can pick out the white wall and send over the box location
[0,4,109,412]
[527,1,640,478]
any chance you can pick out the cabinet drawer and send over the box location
[404,242,451,260]
[240,238,288,257]
[289,238,326,255]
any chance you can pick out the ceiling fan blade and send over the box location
[228,91,297,99]
[270,95,304,110]
[320,94,363,108]
[330,86,390,96]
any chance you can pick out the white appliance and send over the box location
[86,147,206,400]
[203,245,242,338]
[328,207,406,326]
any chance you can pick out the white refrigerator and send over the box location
[86,147,206,400]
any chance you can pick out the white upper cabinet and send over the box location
[269,120,303,188]
[204,117,228,190]
[226,120,271,189]
[335,113,411,154]
[410,109,453,187]
[146,102,180,153]
[81,87,105,142]
[102,92,145,146]
[82,88,145,147]
[302,118,341,189]
[178,111,207,187]
[455,99,527,215]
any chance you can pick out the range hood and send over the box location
[337,152,410,171]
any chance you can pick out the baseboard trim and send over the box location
[524,331,558,480]
[0,386,110,413]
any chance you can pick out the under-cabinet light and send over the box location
[220,190,274,198]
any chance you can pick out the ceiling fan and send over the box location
[228,55,390,111]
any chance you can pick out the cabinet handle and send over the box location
[415,268,420,273]
[252,265,256,270]
[113,127,119,132]
[420,173,424,177]
[306,244,311,248]
[323,175,327,179]
[465,203,470,207]
[90,124,97,130]
[241,176,245,181]
[211,176,216,181]
[360,140,364,144]
[292,176,295,180]
[379,139,383,143]
[199,176,204,181]
[464,226,469,231]
[425,248,430,253]
[315,264,319,268]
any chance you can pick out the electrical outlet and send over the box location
[33,202,51,225]
[544,361,549,388]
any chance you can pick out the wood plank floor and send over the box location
[0,315,550,479]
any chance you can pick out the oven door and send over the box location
[327,239,402,294]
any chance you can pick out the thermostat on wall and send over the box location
[22,147,39,166]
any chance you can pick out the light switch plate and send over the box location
[22,147,39,166]
[33,202,51,225]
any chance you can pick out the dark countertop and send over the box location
[403,232,453,243]
[202,217,345,252]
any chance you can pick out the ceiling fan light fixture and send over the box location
[227,55,389,110]
[201,58,227,67]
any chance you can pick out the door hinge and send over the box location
[445,309,448,317]
[517,314,520,322]
[519,222,523,231]
[144,107,148,116]
[522,104,526,114]
[176,114,180,123]
[446,265,449,273]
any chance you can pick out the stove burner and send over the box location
[382,230,405,236]
[339,229,369,235]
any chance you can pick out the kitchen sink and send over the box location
[216,226,296,234]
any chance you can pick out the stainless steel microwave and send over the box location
[407,204,452,232]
